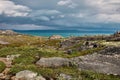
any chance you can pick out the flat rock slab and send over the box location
[36,57,70,68]
[71,53,120,75]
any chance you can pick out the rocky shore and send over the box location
[0,30,120,80]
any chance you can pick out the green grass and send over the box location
[0,61,6,73]
[0,35,46,48]
[0,46,40,57]
[13,56,36,65]
[0,44,104,59]
[9,64,37,75]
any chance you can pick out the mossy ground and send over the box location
[0,61,6,73]
[0,35,120,79]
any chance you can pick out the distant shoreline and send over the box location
[13,30,114,37]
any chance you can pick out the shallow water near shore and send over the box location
[14,30,114,37]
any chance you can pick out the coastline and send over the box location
[14,30,114,37]
[0,30,120,79]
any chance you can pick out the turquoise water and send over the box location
[14,30,114,37]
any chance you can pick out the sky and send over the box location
[0,0,120,30]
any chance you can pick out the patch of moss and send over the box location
[0,61,6,73]
[37,48,66,58]
[37,68,56,78]
[13,56,36,65]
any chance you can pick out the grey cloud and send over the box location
[0,0,120,30]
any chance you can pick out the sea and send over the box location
[14,30,115,37]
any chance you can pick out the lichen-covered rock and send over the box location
[36,57,70,68]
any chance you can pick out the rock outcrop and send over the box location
[0,30,19,35]
[36,57,70,68]
[99,46,120,55]
[71,46,120,75]
[113,31,120,37]
[106,31,120,41]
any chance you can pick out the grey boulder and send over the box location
[15,70,45,80]
[71,53,120,75]
[36,57,70,68]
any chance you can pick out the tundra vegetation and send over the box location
[0,30,120,80]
